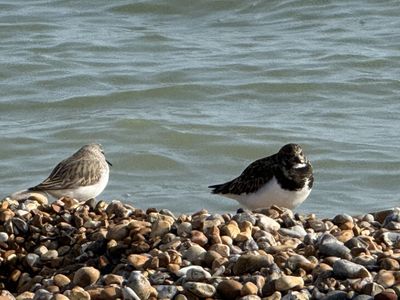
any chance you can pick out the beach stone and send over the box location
[362,283,385,296]
[127,271,152,300]
[150,219,171,239]
[217,279,243,299]
[157,251,171,267]
[105,200,129,218]
[281,291,309,300]
[0,209,14,222]
[154,285,178,299]
[353,254,377,267]
[183,282,216,298]
[23,200,41,212]
[279,225,307,238]
[15,291,34,300]
[352,295,373,300]
[221,220,241,239]
[307,219,327,232]
[34,245,48,256]
[72,266,100,287]
[233,253,274,275]
[12,217,29,233]
[375,270,395,288]
[183,244,206,263]
[85,287,102,299]
[247,275,266,293]
[121,286,141,300]
[209,243,230,257]
[128,254,151,270]
[238,296,261,300]
[191,230,208,246]
[335,230,354,243]
[149,270,169,285]
[322,290,347,299]
[106,222,130,240]
[0,232,9,242]
[47,285,60,294]
[345,237,369,249]
[379,258,400,271]
[99,286,123,299]
[186,266,212,281]
[383,209,400,226]
[274,275,304,291]
[333,259,370,279]
[53,274,71,288]
[103,274,124,285]
[176,265,208,277]
[168,263,181,275]
[256,215,280,231]
[41,249,58,261]
[333,213,353,225]
[233,211,257,226]
[241,281,258,296]
[263,291,282,300]
[318,233,351,258]
[26,253,40,267]
[286,254,315,272]
[381,232,400,246]
[177,222,192,236]
[374,292,397,300]
[67,286,90,300]
[33,289,52,300]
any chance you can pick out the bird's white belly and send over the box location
[225,176,311,209]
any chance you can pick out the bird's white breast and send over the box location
[224,176,311,209]
[49,166,109,201]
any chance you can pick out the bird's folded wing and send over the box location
[32,159,102,190]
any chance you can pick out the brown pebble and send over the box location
[54,274,71,288]
[380,258,400,271]
[0,209,14,222]
[106,222,130,240]
[191,230,208,247]
[241,281,258,296]
[127,254,151,270]
[46,285,60,293]
[374,291,397,300]
[217,279,243,300]
[274,275,304,291]
[53,294,70,300]
[376,270,395,288]
[101,286,122,299]
[10,269,21,282]
[72,266,100,287]
[233,254,274,275]
[67,286,91,300]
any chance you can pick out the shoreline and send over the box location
[0,194,399,300]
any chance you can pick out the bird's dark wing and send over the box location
[209,154,278,195]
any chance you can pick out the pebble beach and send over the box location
[1,194,400,300]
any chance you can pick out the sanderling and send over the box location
[28,143,112,201]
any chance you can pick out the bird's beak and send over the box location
[107,160,113,167]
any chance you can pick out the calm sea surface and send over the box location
[1,0,400,217]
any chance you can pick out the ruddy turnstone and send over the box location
[28,143,112,201]
[209,143,313,209]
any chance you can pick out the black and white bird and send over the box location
[209,143,313,209]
